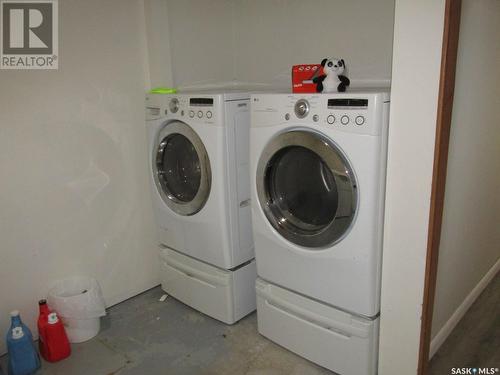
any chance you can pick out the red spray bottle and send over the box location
[38,299,71,362]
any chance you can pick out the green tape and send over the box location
[149,87,177,94]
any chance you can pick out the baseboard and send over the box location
[430,257,500,358]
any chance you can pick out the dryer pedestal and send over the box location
[160,248,257,324]
[256,278,379,375]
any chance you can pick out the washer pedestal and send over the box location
[256,278,379,375]
[160,247,257,324]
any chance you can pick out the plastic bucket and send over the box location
[61,317,100,343]
[48,277,106,343]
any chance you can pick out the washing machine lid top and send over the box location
[256,129,358,248]
[153,120,211,216]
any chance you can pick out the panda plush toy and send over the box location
[313,58,350,93]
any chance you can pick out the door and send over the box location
[153,121,211,216]
[256,129,357,248]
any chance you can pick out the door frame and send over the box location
[417,0,462,373]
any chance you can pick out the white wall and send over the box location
[0,0,159,354]
[144,0,174,88]
[232,0,395,87]
[378,1,445,374]
[430,0,500,355]
[160,0,395,88]
[166,0,234,87]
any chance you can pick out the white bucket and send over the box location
[61,316,101,343]
[48,277,106,344]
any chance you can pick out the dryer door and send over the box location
[256,129,357,248]
[153,121,211,216]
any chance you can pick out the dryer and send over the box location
[250,91,390,375]
[146,91,256,324]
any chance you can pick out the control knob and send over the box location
[169,98,179,113]
[294,99,310,119]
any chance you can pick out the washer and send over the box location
[250,90,390,375]
[146,91,256,324]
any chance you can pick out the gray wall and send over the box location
[431,0,500,352]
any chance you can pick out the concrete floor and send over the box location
[1,273,498,374]
[1,286,330,375]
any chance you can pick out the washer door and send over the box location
[153,121,211,216]
[256,129,357,248]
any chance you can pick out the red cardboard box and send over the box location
[292,64,323,93]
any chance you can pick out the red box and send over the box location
[292,64,323,93]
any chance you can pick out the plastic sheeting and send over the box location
[48,277,106,319]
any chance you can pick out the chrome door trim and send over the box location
[153,120,211,216]
[256,128,357,249]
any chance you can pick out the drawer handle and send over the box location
[167,258,227,287]
[256,287,370,338]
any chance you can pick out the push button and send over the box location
[355,116,365,126]
[197,111,203,118]
[341,115,349,125]
[189,110,195,118]
[327,115,335,124]
[206,111,213,119]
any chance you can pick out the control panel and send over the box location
[251,92,389,136]
[172,97,215,121]
[145,94,220,124]
[324,98,368,129]
[283,96,369,131]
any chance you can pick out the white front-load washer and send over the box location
[250,91,390,375]
[146,91,257,324]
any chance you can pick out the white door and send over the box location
[153,121,211,216]
[256,129,358,248]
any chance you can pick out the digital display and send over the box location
[190,98,214,106]
[328,99,368,108]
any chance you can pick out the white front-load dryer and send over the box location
[146,91,257,324]
[250,91,390,375]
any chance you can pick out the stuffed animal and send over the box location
[313,58,350,93]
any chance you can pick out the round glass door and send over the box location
[256,129,357,248]
[153,121,211,216]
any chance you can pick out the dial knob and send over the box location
[169,98,179,113]
[294,99,310,118]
